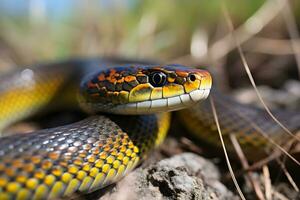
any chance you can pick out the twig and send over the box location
[246,151,282,171]
[244,37,300,55]
[272,190,290,200]
[209,97,246,200]
[281,0,300,79]
[230,134,265,200]
[276,159,299,192]
[262,165,272,200]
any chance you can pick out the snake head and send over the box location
[79,64,212,114]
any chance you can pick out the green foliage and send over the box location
[0,0,292,65]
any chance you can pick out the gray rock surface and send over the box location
[101,153,239,200]
[234,81,300,109]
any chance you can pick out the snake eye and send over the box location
[149,71,167,87]
[188,74,197,82]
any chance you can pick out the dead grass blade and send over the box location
[276,159,299,192]
[230,134,265,200]
[221,1,300,144]
[209,97,246,200]
[244,37,300,55]
[281,0,300,79]
[272,190,290,200]
[262,165,272,200]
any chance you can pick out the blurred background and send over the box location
[0,0,266,64]
[1,0,300,104]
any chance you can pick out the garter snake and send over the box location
[0,58,212,199]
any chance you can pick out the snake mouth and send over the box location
[109,70,212,114]
[111,88,211,114]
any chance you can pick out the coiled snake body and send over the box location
[0,58,212,199]
[0,58,299,199]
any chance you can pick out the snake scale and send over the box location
[0,58,299,199]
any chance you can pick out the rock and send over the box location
[234,82,300,109]
[284,80,300,98]
[101,153,239,200]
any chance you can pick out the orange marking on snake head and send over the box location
[107,77,117,83]
[175,70,189,77]
[109,69,116,75]
[109,69,120,78]
[106,70,118,83]
[124,76,136,82]
[98,73,106,81]
[116,77,124,83]
[151,66,162,71]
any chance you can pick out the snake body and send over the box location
[179,90,300,161]
[0,58,212,199]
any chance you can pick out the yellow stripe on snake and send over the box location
[0,58,212,199]
[0,58,299,199]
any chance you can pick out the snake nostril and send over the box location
[188,74,196,82]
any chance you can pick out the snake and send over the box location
[0,58,299,199]
[0,58,212,199]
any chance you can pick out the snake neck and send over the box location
[108,113,171,157]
